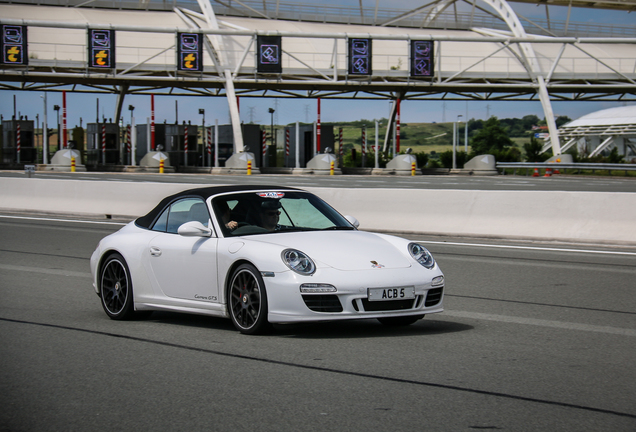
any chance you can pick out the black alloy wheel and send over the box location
[100,253,136,320]
[228,263,271,335]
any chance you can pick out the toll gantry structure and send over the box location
[1,0,635,159]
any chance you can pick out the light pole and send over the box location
[128,105,135,165]
[268,107,275,167]
[53,105,60,151]
[452,114,462,169]
[41,93,48,164]
[199,108,205,166]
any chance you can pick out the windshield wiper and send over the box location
[322,226,355,230]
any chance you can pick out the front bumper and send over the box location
[264,265,444,324]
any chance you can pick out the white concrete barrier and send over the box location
[1,177,634,245]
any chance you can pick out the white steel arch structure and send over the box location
[1,0,635,154]
[419,0,562,153]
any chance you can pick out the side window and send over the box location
[151,207,169,232]
[152,198,210,234]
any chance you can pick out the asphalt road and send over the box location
[1,214,635,431]
[1,170,636,193]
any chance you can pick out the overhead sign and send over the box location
[348,38,372,76]
[257,36,282,73]
[410,40,434,78]
[88,29,115,69]
[1,25,28,66]
[177,32,203,72]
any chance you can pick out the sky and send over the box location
[1,0,634,129]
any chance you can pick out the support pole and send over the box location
[131,115,136,166]
[224,70,244,153]
[62,90,68,149]
[295,121,300,169]
[317,97,321,153]
[537,76,561,155]
[150,94,155,151]
[42,92,48,165]
[214,119,219,168]
[375,120,379,169]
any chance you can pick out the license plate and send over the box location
[367,286,415,302]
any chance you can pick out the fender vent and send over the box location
[425,288,443,307]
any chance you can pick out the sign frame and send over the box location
[1,25,28,66]
[177,32,203,72]
[410,40,435,79]
[256,35,282,74]
[347,38,372,76]
[88,29,115,69]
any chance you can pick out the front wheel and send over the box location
[228,264,271,335]
[378,315,424,326]
[100,253,136,320]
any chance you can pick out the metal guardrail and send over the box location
[496,162,636,175]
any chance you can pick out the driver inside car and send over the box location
[258,200,281,232]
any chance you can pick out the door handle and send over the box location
[150,246,162,257]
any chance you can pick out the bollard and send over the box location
[330,161,334,175]
[159,159,164,174]
[24,165,35,178]
[247,160,252,176]
[411,161,416,176]
[71,156,76,173]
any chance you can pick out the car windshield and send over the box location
[212,191,355,237]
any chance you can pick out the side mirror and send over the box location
[344,215,360,229]
[178,221,212,237]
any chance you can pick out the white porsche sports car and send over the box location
[90,185,445,334]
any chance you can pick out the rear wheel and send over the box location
[228,264,271,335]
[100,253,136,320]
[378,315,424,326]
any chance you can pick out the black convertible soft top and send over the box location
[135,185,301,229]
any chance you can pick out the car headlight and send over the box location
[408,243,435,269]
[282,249,316,275]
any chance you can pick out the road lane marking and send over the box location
[0,264,91,278]
[0,215,127,226]
[417,240,636,257]
[444,310,636,337]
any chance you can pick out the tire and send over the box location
[100,253,137,320]
[228,263,271,335]
[377,315,424,326]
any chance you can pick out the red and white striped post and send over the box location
[16,122,21,163]
[338,127,343,166]
[285,129,290,157]
[101,123,106,164]
[126,125,131,165]
[207,127,212,167]
[362,126,366,155]
[184,124,189,166]
[262,128,267,156]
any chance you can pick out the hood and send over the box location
[249,231,412,271]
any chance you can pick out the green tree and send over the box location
[470,116,514,155]
[555,115,572,128]
[521,114,540,130]
[523,136,549,162]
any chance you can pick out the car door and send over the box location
[145,197,220,303]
